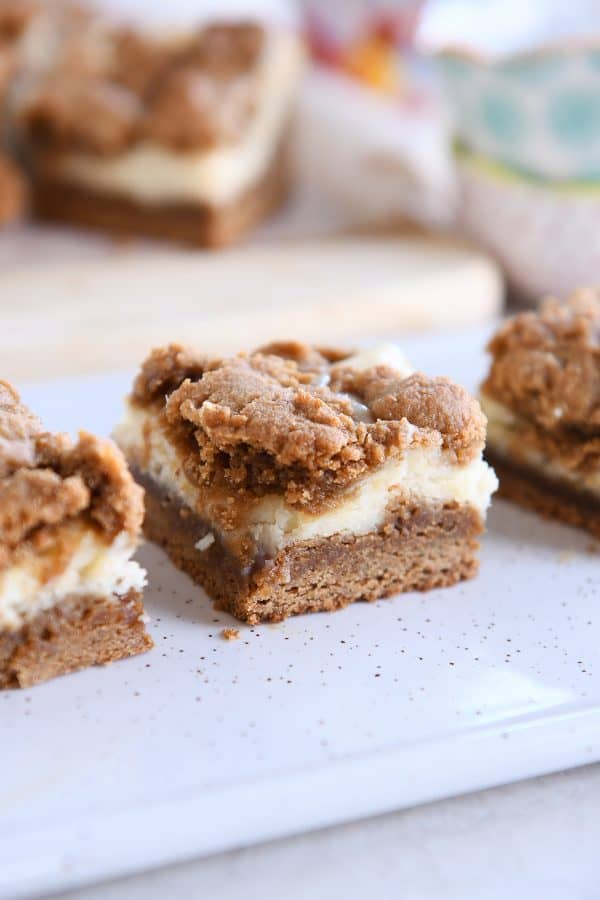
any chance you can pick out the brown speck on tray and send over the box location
[222,628,240,641]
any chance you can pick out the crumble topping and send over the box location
[140,66,256,151]
[221,627,240,641]
[184,24,265,77]
[17,21,268,155]
[0,468,89,546]
[109,30,186,95]
[113,24,264,91]
[20,78,141,156]
[132,344,217,407]
[256,341,349,369]
[131,341,486,511]
[0,380,41,475]
[482,290,600,436]
[0,381,143,567]
[329,368,486,463]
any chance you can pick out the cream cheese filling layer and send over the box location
[481,394,600,493]
[53,31,304,206]
[0,529,147,631]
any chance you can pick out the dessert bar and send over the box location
[116,341,497,623]
[15,19,304,246]
[0,381,152,688]
[481,290,600,538]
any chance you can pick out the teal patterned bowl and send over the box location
[417,0,600,181]
[436,48,600,181]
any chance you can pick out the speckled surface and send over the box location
[2,328,599,899]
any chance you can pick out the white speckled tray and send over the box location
[2,328,599,900]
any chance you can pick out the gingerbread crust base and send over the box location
[137,470,483,624]
[30,146,287,248]
[0,589,153,689]
[486,447,600,540]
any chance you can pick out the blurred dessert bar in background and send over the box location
[115,340,497,624]
[0,380,152,688]
[481,290,600,538]
[0,0,103,225]
[8,6,303,246]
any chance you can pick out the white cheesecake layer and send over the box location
[0,529,146,631]
[481,394,600,493]
[332,343,414,377]
[116,345,497,556]
[55,31,303,206]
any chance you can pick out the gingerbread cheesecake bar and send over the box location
[115,342,497,624]
[0,381,152,688]
[480,290,600,538]
[14,19,304,246]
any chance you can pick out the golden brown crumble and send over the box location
[112,24,264,94]
[17,21,268,155]
[130,341,486,512]
[132,344,217,407]
[110,29,183,96]
[183,24,264,77]
[20,78,141,156]
[141,66,256,151]
[0,380,42,476]
[256,341,350,369]
[0,469,88,546]
[0,382,143,568]
[330,368,486,463]
[482,290,600,435]
[221,627,240,641]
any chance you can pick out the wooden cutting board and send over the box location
[0,234,503,382]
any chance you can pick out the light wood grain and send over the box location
[0,235,503,382]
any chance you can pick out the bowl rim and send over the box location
[425,35,600,66]
[456,143,600,194]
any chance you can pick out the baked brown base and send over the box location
[30,146,287,248]
[137,470,483,624]
[0,589,153,689]
[486,447,600,540]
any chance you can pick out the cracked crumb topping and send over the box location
[16,21,269,155]
[130,341,487,510]
[0,381,143,567]
[482,289,600,435]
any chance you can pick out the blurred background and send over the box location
[1,0,599,380]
